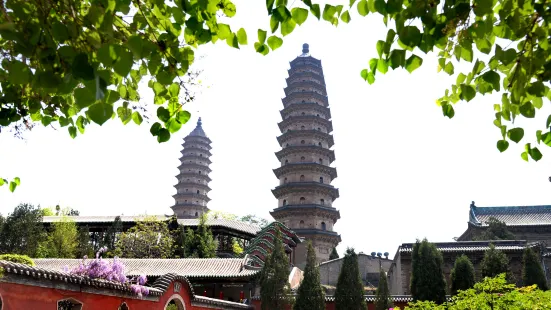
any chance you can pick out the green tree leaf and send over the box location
[237,28,248,45]
[357,0,369,16]
[157,106,170,122]
[9,61,33,84]
[258,29,267,43]
[481,71,501,91]
[157,128,170,143]
[291,8,309,25]
[405,55,423,73]
[508,128,524,143]
[281,18,296,36]
[497,140,509,152]
[460,85,476,102]
[68,126,77,139]
[340,11,351,23]
[177,111,191,124]
[72,54,95,80]
[267,35,283,50]
[310,4,321,19]
[88,103,114,125]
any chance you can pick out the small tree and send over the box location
[335,248,365,310]
[473,217,516,241]
[451,254,475,295]
[329,247,339,260]
[76,226,94,258]
[116,216,173,258]
[260,229,292,310]
[0,203,46,257]
[294,241,325,310]
[102,216,123,254]
[410,239,447,304]
[523,247,548,290]
[183,214,217,258]
[481,244,511,280]
[41,216,78,258]
[374,269,392,310]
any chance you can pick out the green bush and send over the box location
[399,274,551,310]
[0,254,35,266]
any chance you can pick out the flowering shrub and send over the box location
[68,247,149,297]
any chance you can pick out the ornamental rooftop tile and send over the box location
[468,202,551,226]
[34,257,261,279]
[399,240,542,254]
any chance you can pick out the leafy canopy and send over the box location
[451,254,475,295]
[410,238,447,304]
[253,0,551,162]
[403,274,551,310]
[115,216,173,258]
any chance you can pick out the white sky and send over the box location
[1,1,550,258]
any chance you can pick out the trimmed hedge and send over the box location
[0,254,35,266]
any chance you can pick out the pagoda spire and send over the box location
[270,44,341,267]
[172,117,213,218]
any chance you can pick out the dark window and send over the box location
[320,177,324,183]
[300,220,305,228]
[319,158,322,164]
[317,114,320,117]
[199,171,202,174]
[285,159,289,164]
[301,140,305,144]
[200,154,203,157]
[58,298,83,310]
[301,126,305,130]
[302,100,305,103]
[283,199,287,206]
[320,199,325,205]
[196,190,200,194]
[300,175,305,181]
[284,177,288,183]
[318,142,322,146]
[286,143,289,147]
[301,156,305,161]
[301,112,305,115]
[185,189,188,192]
[118,302,129,310]
[300,197,306,204]
[318,127,321,131]
[321,222,326,231]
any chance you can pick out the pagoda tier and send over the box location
[172,118,213,219]
[271,44,341,267]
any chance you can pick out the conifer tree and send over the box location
[522,247,548,290]
[335,248,365,310]
[374,269,392,310]
[75,225,94,258]
[260,229,292,310]
[481,244,511,280]
[329,247,339,260]
[183,214,217,258]
[410,239,446,304]
[451,254,475,295]
[294,241,325,310]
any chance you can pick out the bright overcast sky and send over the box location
[1,0,550,257]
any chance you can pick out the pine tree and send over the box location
[451,254,475,295]
[481,243,511,280]
[102,215,123,254]
[183,214,217,258]
[260,229,292,310]
[294,241,325,310]
[335,248,365,310]
[374,269,392,310]
[329,247,339,260]
[75,225,94,258]
[410,239,446,304]
[523,247,548,290]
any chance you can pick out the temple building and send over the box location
[270,44,341,267]
[172,118,213,218]
[457,201,551,245]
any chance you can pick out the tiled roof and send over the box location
[242,222,301,267]
[33,257,261,279]
[469,203,551,226]
[399,240,540,254]
[42,216,261,237]
[0,260,163,296]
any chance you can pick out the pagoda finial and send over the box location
[197,117,202,127]
[300,43,310,57]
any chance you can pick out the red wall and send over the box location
[0,281,220,310]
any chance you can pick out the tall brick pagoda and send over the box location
[271,44,341,267]
[172,118,212,218]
